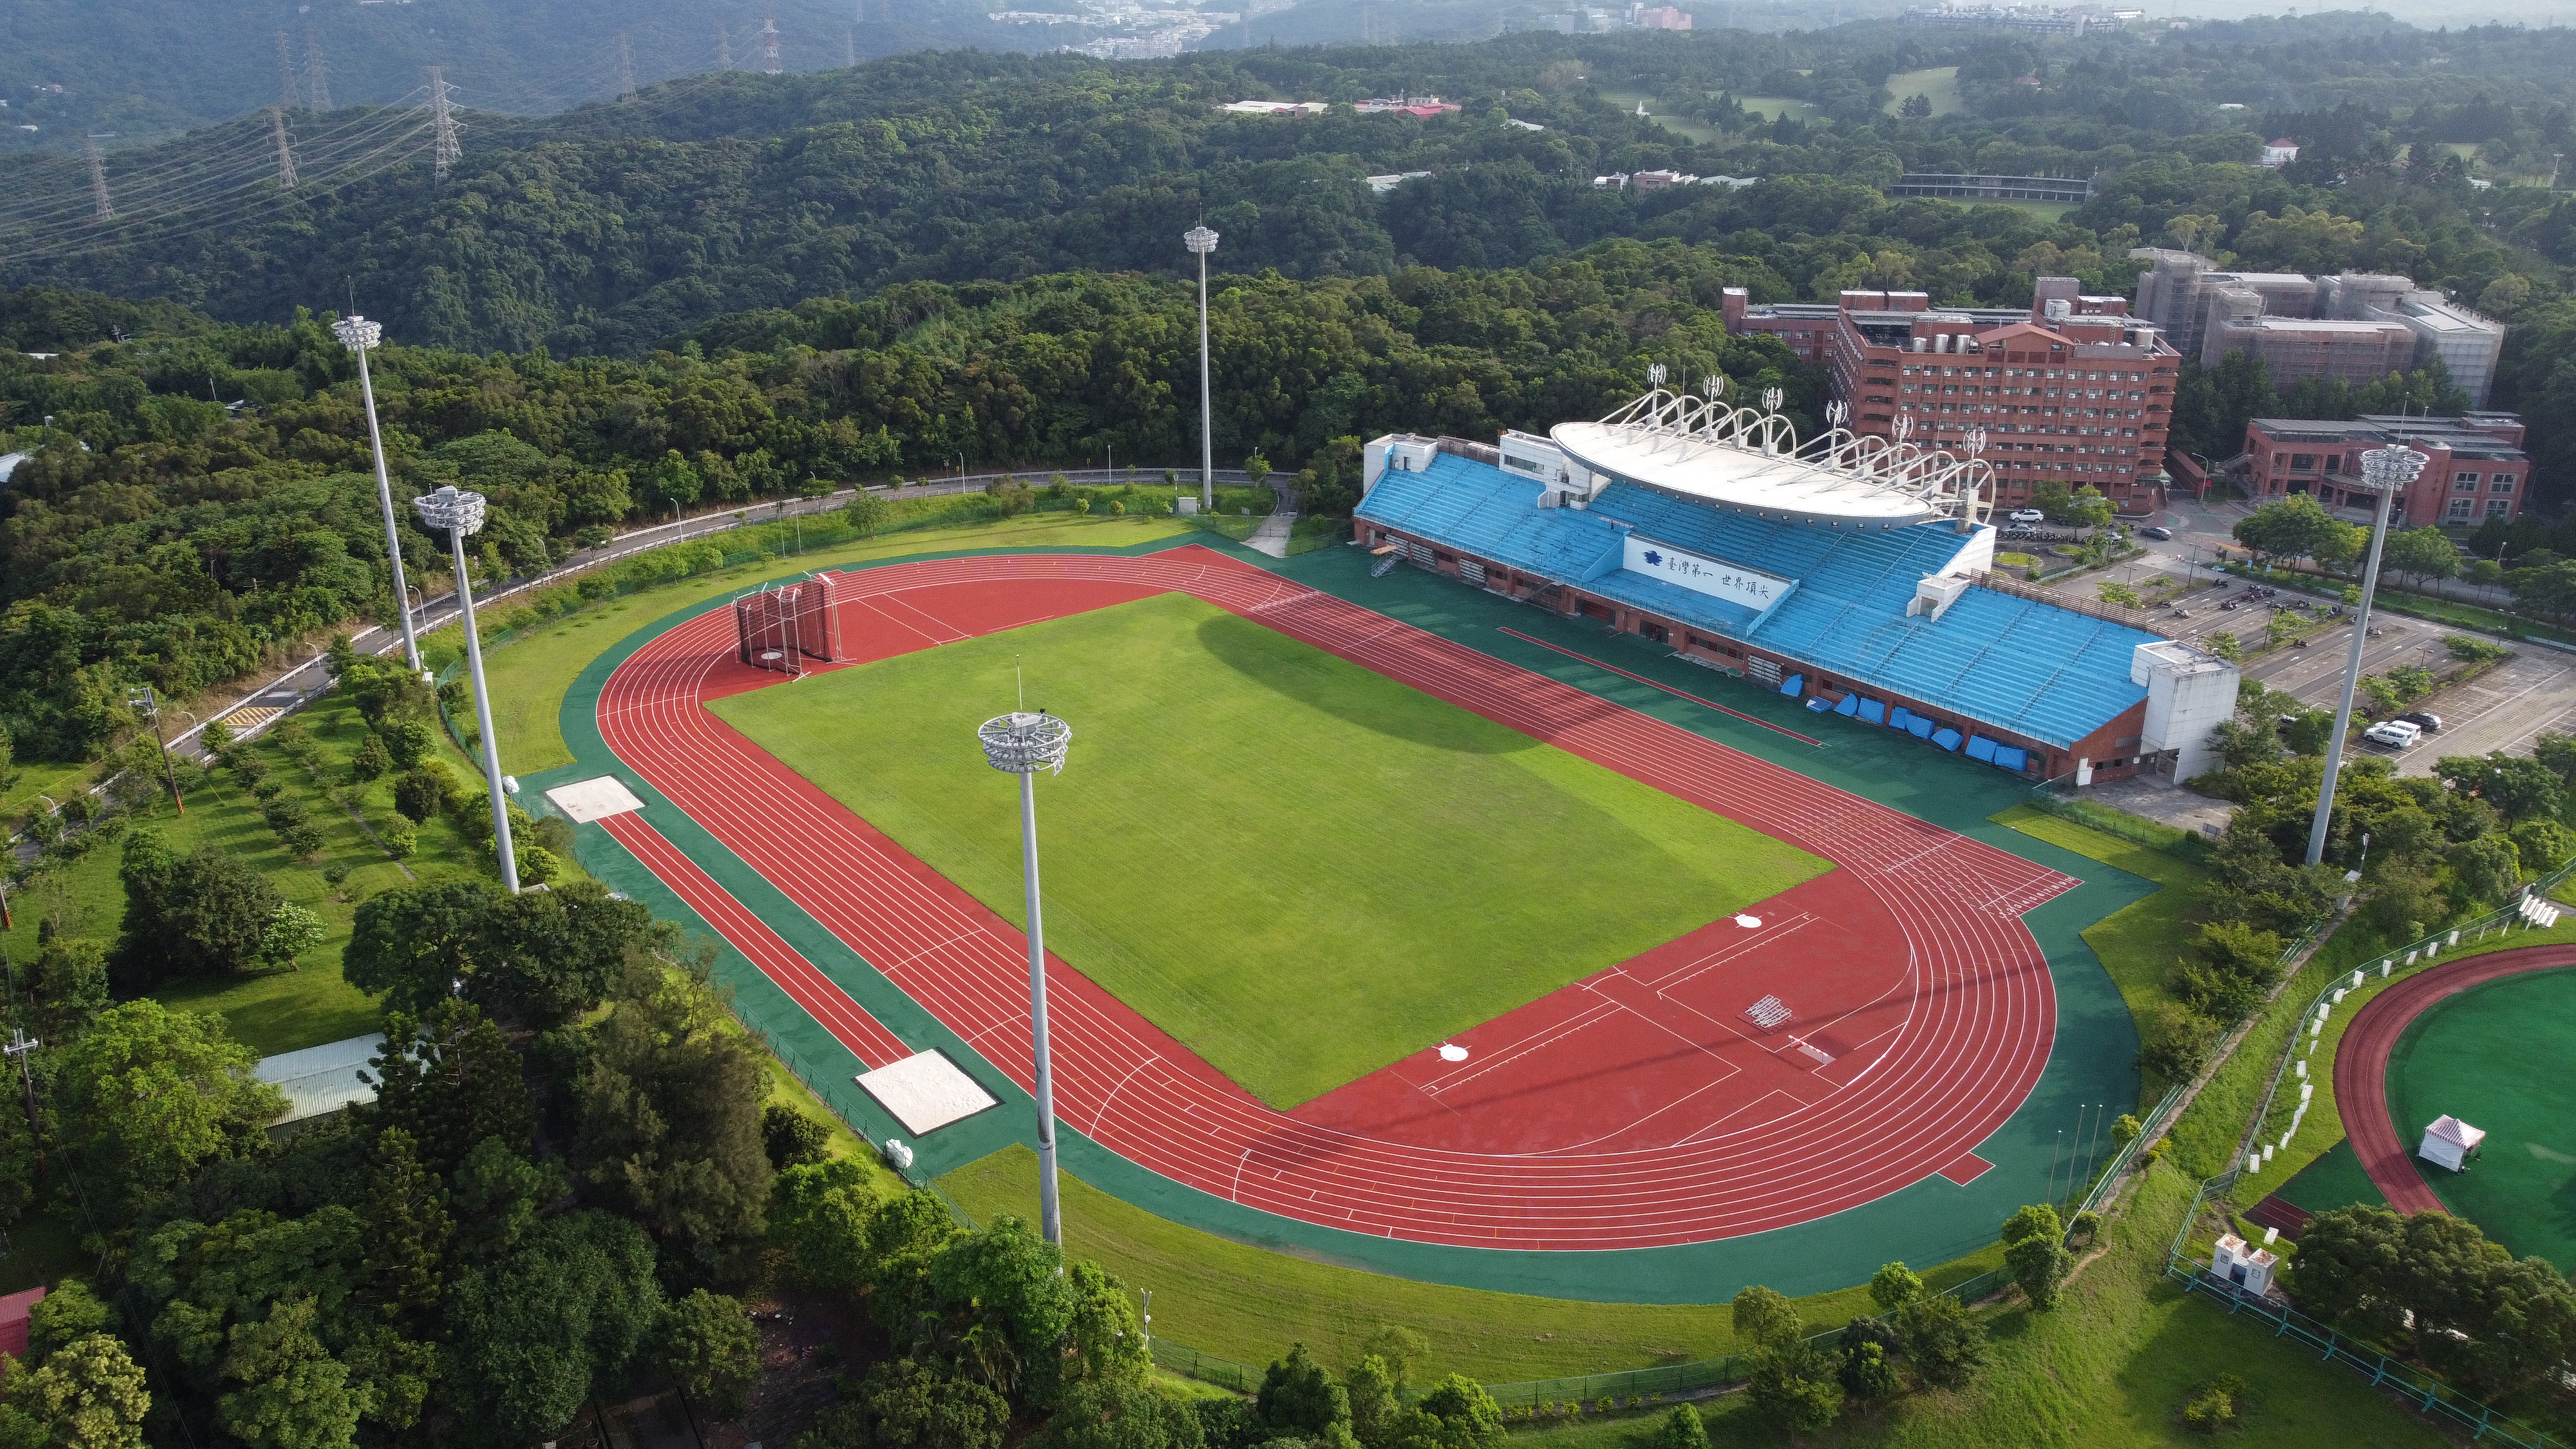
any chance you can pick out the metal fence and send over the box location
[2164,1172,2569,1448]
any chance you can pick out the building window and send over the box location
[2455,476,2479,493]
[2492,478,2517,493]
[2450,498,2474,517]
[2290,453,2319,471]
[2488,500,2511,516]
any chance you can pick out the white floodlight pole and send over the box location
[413,485,520,893]
[2306,444,2427,867]
[1184,226,1219,513]
[978,708,1074,1247]
[335,315,424,675]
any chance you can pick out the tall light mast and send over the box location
[1184,226,1218,513]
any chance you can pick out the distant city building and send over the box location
[1725,278,2181,513]
[1365,171,1434,193]
[1540,4,1688,30]
[1220,99,1330,115]
[2241,413,2530,524]
[1354,95,1463,117]
[1593,172,1759,190]
[2259,137,2301,167]
[1630,5,1694,28]
[2131,249,2506,406]
[1903,2,2114,33]
[1890,173,2094,205]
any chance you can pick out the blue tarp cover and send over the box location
[1964,735,1999,763]
[1933,728,1963,752]
[1907,716,1935,740]
[1779,674,1804,696]
[1806,697,1832,712]
[1857,699,1886,724]
[1888,706,1915,730]
[1993,746,2029,771]
[1834,694,1861,716]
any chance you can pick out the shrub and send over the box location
[377,717,436,769]
[1645,1405,1706,1449]
[2179,1372,2246,1433]
[1895,1293,1987,1389]
[379,819,417,858]
[392,763,459,824]
[350,733,392,782]
[762,1104,833,1169]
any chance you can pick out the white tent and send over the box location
[2418,1115,2486,1172]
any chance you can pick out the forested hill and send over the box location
[5,21,2576,359]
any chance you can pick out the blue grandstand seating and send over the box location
[1356,451,2163,750]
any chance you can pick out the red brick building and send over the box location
[1723,280,2181,513]
[2242,413,2532,526]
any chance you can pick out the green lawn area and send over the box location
[712,592,1828,1108]
[1492,1162,2447,1448]
[940,1144,2002,1383]
[1728,95,1810,122]
[1882,66,1962,117]
[1992,804,2206,1104]
[1597,91,1719,144]
[0,756,94,833]
[3,688,496,1056]
[454,511,1193,777]
[2386,965,2576,1272]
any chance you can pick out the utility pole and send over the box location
[716,24,734,70]
[428,68,462,181]
[268,106,299,189]
[306,21,332,109]
[2306,444,2427,867]
[761,8,783,73]
[277,31,303,109]
[335,316,426,674]
[127,686,184,813]
[83,138,113,220]
[1184,226,1218,512]
[617,32,638,100]
[5,1030,42,1175]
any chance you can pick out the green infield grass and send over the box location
[2388,965,2576,1273]
[452,511,1193,776]
[711,591,1828,1108]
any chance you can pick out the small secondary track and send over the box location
[2334,943,2576,1215]
[594,547,2071,1249]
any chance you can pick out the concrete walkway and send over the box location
[1243,509,1298,558]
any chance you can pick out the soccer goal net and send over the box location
[735,574,841,676]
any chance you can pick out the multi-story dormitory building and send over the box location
[1727,278,2180,514]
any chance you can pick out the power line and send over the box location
[269,106,299,189]
[277,30,302,111]
[84,138,112,220]
[428,67,462,181]
[618,31,638,100]
[306,21,332,110]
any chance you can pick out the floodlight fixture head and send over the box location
[1182,225,1219,254]
[980,710,1072,776]
[2359,444,2428,491]
[332,315,383,352]
[413,484,488,537]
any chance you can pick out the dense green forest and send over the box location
[5,21,2575,357]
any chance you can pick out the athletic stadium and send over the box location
[1354,387,2239,784]
[522,385,2243,1307]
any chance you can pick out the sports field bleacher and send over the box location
[1358,452,2157,750]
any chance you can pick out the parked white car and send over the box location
[2363,719,2423,749]
[2008,507,2046,524]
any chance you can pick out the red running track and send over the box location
[2333,943,2576,1217]
[593,547,2074,1249]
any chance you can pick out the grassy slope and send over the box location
[1882,67,1963,117]
[2,688,494,1056]
[457,512,1193,775]
[1992,806,2206,1104]
[940,1144,2003,1383]
[1496,1162,2445,1449]
[712,592,1828,1107]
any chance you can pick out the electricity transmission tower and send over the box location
[269,106,299,188]
[306,22,332,109]
[617,31,637,99]
[760,9,782,74]
[716,24,734,70]
[276,31,302,109]
[84,138,112,220]
[428,68,461,180]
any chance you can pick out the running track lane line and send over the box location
[1493,627,1825,744]
[594,550,2067,1249]
[2333,943,2576,1217]
[599,811,913,1068]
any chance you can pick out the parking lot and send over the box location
[2041,554,2576,777]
